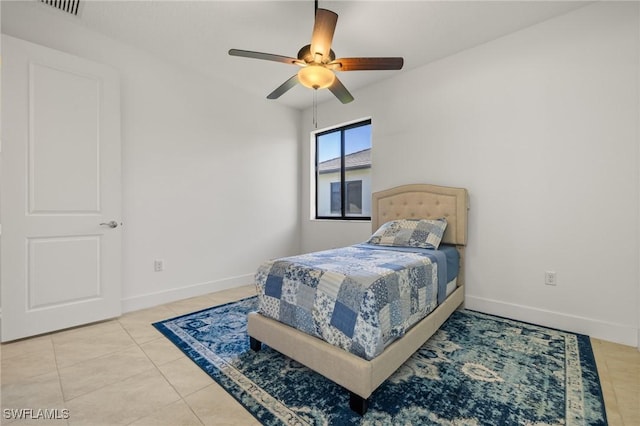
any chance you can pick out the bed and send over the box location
[247,183,468,414]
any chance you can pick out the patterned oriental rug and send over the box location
[153,297,607,425]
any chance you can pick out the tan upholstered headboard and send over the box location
[371,184,469,246]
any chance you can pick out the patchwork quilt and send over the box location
[255,246,444,360]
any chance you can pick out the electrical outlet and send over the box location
[544,271,556,286]
[154,259,164,272]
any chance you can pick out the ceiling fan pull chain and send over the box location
[313,90,318,129]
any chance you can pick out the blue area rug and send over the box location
[153,296,607,425]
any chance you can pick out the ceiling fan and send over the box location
[228,1,404,104]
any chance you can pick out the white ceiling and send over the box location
[68,0,588,110]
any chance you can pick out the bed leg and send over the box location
[249,336,262,352]
[349,392,369,415]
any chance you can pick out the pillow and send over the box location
[367,218,447,249]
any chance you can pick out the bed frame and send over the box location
[247,183,469,415]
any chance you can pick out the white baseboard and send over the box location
[121,273,254,314]
[465,295,639,349]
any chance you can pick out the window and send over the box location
[330,182,341,213]
[330,180,362,214]
[346,180,363,214]
[315,119,371,220]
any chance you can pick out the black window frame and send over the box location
[315,119,371,220]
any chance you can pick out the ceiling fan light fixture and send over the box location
[297,65,335,89]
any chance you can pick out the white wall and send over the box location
[1,2,302,312]
[301,2,640,347]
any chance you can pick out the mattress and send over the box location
[255,245,459,360]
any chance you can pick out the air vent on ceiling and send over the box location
[40,0,81,16]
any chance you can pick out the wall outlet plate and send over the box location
[154,259,164,272]
[544,271,557,286]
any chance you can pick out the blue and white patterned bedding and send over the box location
[255,245,455,360]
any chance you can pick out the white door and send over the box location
[1,35,122,341]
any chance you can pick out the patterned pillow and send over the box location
[367,218,448,249]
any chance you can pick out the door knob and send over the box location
[100,220,118,229]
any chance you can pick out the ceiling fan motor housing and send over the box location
[297,45,336,64]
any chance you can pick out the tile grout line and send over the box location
[50,334,71,426]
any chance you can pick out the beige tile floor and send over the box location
[1,284,638,425]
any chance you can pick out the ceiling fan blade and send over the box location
[267,75,299,99]
[310,9,338,61]
[229,49,299,65]
[328,76,354,104]
[329,57,404,71]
